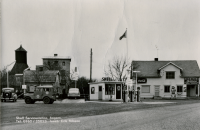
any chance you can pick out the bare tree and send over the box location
[104,56,139,81]
[0,68,17,88]
[104,56,130,81]
[43,61,62,71]
[30,71,47,86]
[0,67,7,86]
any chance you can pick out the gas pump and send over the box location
[137,87,140,102]
[132,89,135,102]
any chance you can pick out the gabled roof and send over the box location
[158,62,183,70]
[132,60,200,78]
[25,70,59,76]
[24,70,60,82]
[15,45,27,52]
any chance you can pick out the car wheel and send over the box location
[25,97,32,104]
[43,97,51,104]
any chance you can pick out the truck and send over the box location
[24,86,57,104]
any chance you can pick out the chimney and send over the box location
[154,58,158,61]
[54,54,58,57]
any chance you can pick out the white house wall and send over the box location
[136,64,186,98]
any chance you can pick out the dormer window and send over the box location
[166,72,175,79]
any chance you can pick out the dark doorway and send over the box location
[98,86,102,100]
[116,84,121,99]
[187,85,196,97]
[62,89,66,98]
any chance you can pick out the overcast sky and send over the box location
[1,0,200,79]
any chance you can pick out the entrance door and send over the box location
[187,85,196,97]
[116,84,121,99]
[154,86,160,97]
[98,86,102,100]
[187,85,190,97]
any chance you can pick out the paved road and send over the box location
[2,102,200,130]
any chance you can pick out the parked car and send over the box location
[68,88,80,99]
[24,86,57,104]
[1,88,17,102]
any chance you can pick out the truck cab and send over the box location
[24,86,57,104]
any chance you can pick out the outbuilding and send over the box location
[89,80,124,101]
[131,59,200,99]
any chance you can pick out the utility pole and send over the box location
[74,67,78,88]
[90,48,92,82]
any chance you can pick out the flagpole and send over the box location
[126,28,128,93]
[126,28,128,64]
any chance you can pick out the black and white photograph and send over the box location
[1,0,200,130]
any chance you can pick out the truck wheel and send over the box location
[49,99,54,104]
[25,97,32,104]
[43,97,51,104]
[31,100,35,104]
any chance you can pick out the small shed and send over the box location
[89,81,124,101]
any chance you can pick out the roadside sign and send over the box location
[74,72,79,81]
[22,85,26,89]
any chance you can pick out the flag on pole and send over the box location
[119,30,127,40]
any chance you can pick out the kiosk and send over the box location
[89,78,124,101]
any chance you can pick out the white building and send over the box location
[89,81,124,101]
[131,59,200,99]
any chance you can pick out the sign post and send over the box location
[133,71,140,102]
[22,85,27,89]
[74,67,79,88]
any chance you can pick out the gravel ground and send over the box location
[1,99,200,126]
[1,101,200,130]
